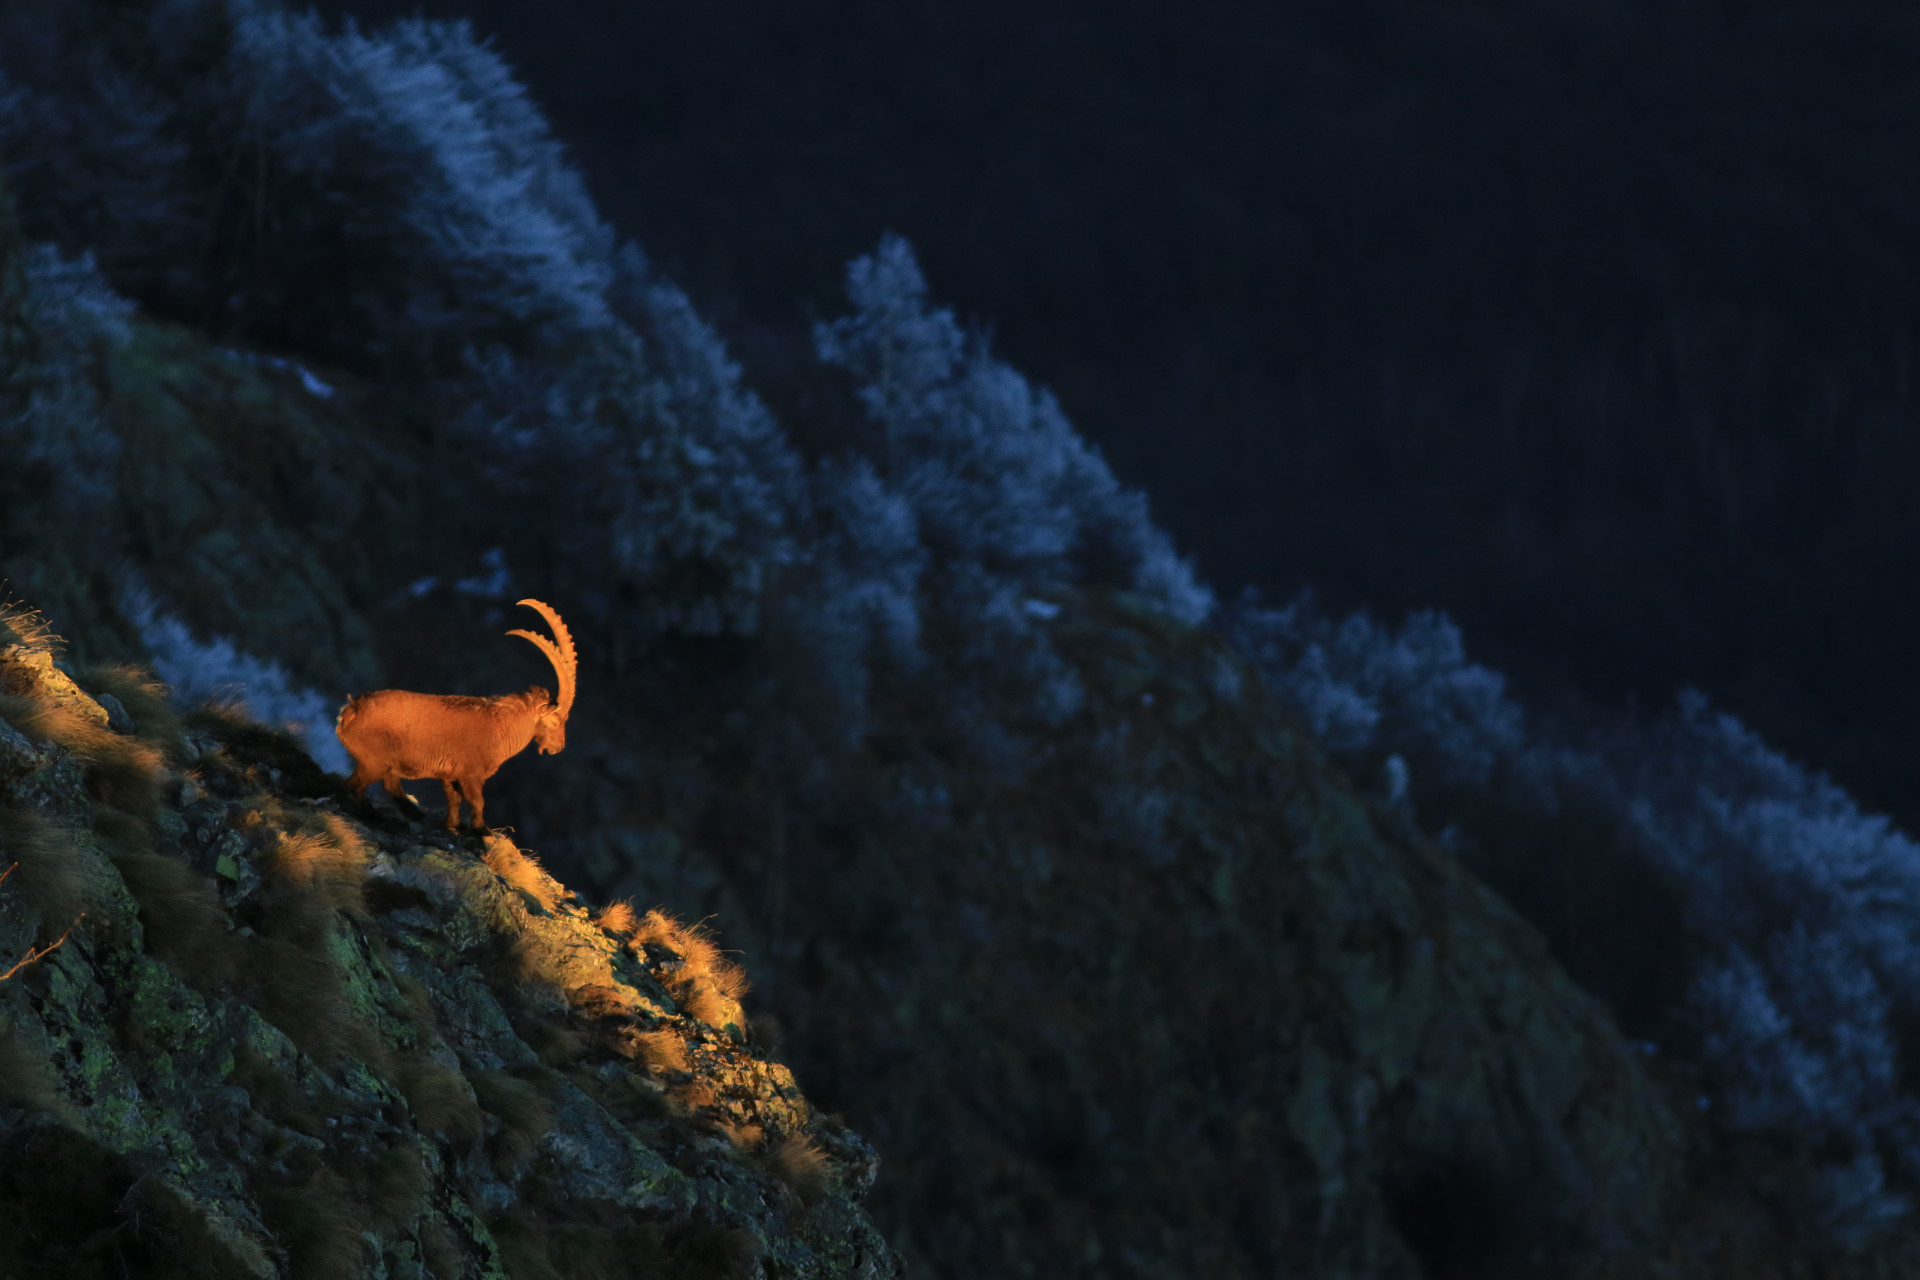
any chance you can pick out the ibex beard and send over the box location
[336,599,576,832]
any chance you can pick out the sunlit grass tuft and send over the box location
[0,600,60,654]
[594,898,639,938]
[483,837,566,914]
[632,909,750,1032]
[235,815,383,1063]
[630,1026,690,1074]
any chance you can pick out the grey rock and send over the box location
[95,692,133,733]
[0,715,40,779]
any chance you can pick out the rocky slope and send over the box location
[0,622,900,1279]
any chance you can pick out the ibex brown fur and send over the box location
[337,599,576,831]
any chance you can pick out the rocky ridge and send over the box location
[0,621,899,1279]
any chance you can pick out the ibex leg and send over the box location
[440,779,464,830]
[458,775,488,832]
[382,773,421,814]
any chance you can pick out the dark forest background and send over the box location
[316,0,1920,836]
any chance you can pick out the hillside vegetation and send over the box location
[7,2,1920,1275]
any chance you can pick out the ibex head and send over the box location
[506,598,577,755]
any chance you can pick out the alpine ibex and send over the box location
[336,599,576,831]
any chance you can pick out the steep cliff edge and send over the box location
[0,621,899,1279]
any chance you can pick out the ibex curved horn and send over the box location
[505,598,576,719]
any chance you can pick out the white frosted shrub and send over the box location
[816,235,1208,625]
[127,592,350,775]
[216,3,614,361]
[1227,592,1527,788]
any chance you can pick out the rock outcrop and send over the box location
[0,625,900,1278]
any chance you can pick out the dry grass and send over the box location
[243,933,363,1067]
[72,662,187,761]
[0,693,166,813]
[390,1052,482,1151]
[239,820,382,1064]
[0,600,59,653]
[523,1015,590,1068]
[484,837,566,914]
[260,1172,368,1280]
[261,822,370,918]
[107,844,237,985]
[630,1026,691,1074]
[595,898,639,938]
[391,972,436,1026]
[716,1119,765,1152]
[229,1046,323,1136]
[491,1211,566,1280]
[0,806,112,938]
[419,1216,467,1280]
[470,1068,554,1173]
[632,910,751,1032]
[765,1132,835,1207]
[0,1020,65,1116]
[546,1225,618,1280]
[365,1144,430,1228]
[673,1079,719,1115]
[183,700,306,756]
[481,934,543,991]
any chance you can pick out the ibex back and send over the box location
[336,599,577,831]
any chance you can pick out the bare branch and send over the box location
[0,912,85,983]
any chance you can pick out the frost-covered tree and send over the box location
[1226,591,1532,792]
[0,0,612,373]
[815,235,1209,631]
[0,0,809,641]
[458,289,801,638]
